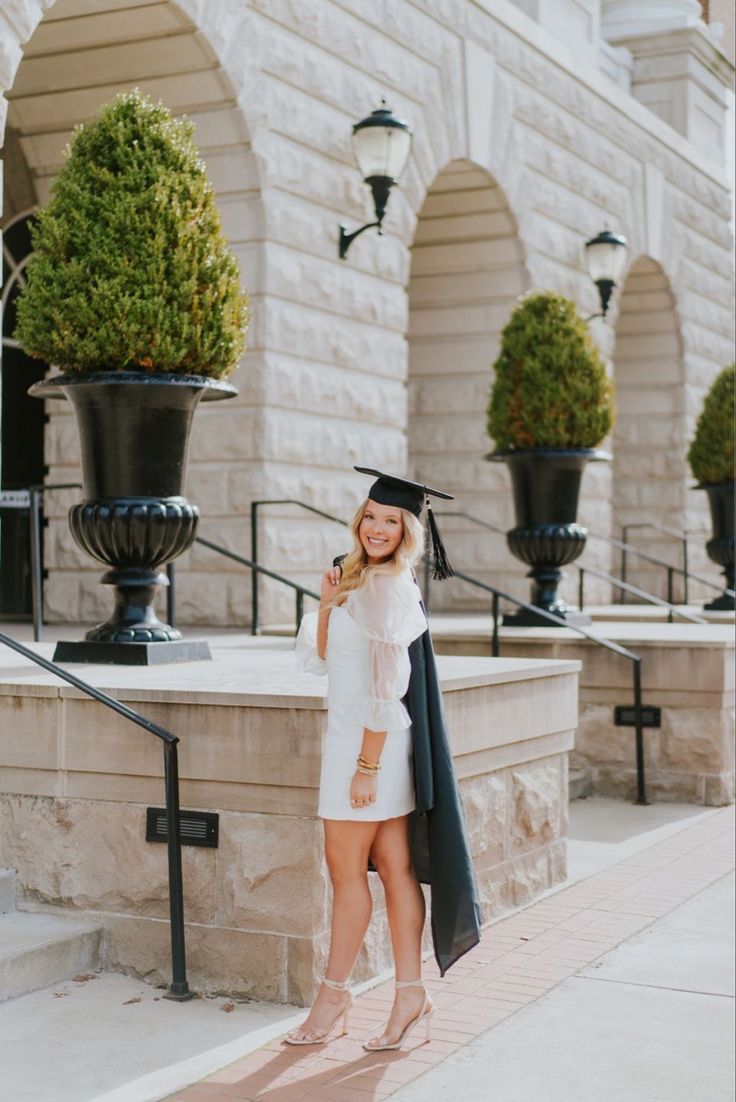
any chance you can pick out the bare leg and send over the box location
[285,818,378,1043]
[365,815,433,1046]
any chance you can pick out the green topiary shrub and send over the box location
[687,365,735,484]
[487,290,614,450]
[15,89,249,378]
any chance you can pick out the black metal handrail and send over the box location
[250,500,348,634]
[623,519,708,546]
[2,482,82,641]
[577,565,707,624]
[0,630,192,1001]
[614,527,726,605]
[166,535,321,634]
[425,509,717,618]
[447,567,650,805]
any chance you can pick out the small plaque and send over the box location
[614,705,661,728]
[0,490,31,509]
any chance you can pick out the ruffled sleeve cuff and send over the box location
[361,695,412,733]
[294,611,327,675]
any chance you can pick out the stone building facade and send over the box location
[0,0,733,626]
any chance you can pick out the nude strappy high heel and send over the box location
[283,978,353,1045]
[362,979,434,1051]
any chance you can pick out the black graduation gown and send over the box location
[404,620,482,976]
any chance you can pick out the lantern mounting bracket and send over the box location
[339,219,382,260]
[338,174,393,259]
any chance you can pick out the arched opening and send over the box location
[1,0,262,625]
[407,159,529,608]
[0,209,46,615]
[611,256,686,597]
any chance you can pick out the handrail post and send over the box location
[620,525,628,605]
[251,501,259,636]
[166,562,176,629]
[633,660,648,805]
[29,488,44,642]
[162,740,192,1000]
[296,588,304,633]
[682,537,689,605]
[667,567,674,620]
[578,567,585,612]
[491,591,500,657]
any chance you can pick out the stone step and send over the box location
[569,767,592,800]
[0,868,16,914]
[0,911,104,1003]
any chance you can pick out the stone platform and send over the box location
[0,630,579,1004]
[430,616,735,807]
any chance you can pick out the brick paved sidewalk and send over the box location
[164,805,734,1102]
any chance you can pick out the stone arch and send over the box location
[0,0,264,625]
[407,158,530,608]
[611,255,686,597]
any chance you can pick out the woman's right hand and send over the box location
[320,565,342,605]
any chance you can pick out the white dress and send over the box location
[296,567,428,820]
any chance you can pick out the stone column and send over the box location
[602,1,734,164]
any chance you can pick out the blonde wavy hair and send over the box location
[330,499,424,607]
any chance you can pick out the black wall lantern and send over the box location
[339,102,413,260]
[584,227,628,320]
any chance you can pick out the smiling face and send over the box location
[359,499,405,562]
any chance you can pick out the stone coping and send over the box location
[428,615,736,650]
[0,633,581,707]
[584,604,734,625]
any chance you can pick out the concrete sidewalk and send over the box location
[160,800,733,1102]
[1,798,732,1102]
[390,871,735,1102]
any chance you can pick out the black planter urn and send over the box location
[489,448,609,627]
[701,481,735,611]
[29,372,236,663]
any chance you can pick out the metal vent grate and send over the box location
[146,808,219,848]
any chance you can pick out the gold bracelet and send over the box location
[356,764,379,776]
[357,754,381,770]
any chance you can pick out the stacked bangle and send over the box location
[356,754,381,776]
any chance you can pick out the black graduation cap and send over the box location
[354,466,455,580]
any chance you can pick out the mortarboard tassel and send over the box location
[426,499,454,581]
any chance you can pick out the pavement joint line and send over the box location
[570,975,735,998]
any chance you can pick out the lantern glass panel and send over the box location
[585,239,628,283]
[353,125,412,181]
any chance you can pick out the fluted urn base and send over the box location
[503,523,591,627]
[69,498,198,644]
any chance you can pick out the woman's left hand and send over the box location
[349,771,377,809]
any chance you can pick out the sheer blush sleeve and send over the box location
[294,610,327,675]
[346,570,427,731]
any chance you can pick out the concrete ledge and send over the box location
[431,616,735,807]
[0,633,580,1002]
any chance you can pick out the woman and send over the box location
[287,468,479,1050]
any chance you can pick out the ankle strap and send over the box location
[395,978,424,989]
[323,977,350,990]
